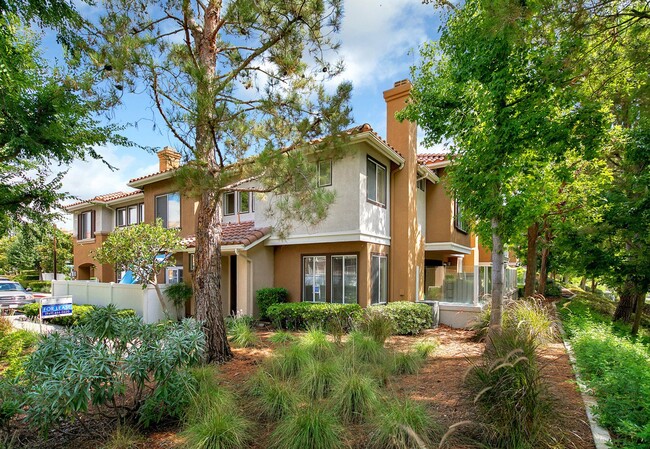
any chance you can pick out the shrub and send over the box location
[331,371,379,423]
[368,398,437,449]
[0,329,38,378]
[267,302,361,330]
[21,306,205,434]
[0,317,11,337]
[357,307,394,345]
[268,330,297,345]
[19,304,136,327]
[228,319,260,348]
[165,282,193,309]
[465,328,557,449]
[21,280,51,293]
[20,303,39,318]
[378,302,433,335]
[256,287,289,320]
[0,379,22,427]
[270,404,345,449]
[544,281,562,298]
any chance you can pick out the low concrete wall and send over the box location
[51,280,179,323]
[438,302,486,328]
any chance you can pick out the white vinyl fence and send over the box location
[51,280,181,323]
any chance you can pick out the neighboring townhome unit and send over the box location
[65,80,515,327]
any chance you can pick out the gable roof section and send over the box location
[180,221,271,249]
[417,153,451,169]
[127,124,404,189]
[65,190,144,212]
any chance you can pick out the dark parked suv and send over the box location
[0,280,34,309]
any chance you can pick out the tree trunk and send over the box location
[614,280,637,323]
[194,196,233,363]
[191,2,233,364]
[524,222,539,298]
[562,273,569,283]
[579,276,587,290]
[538,246,549,296]
[631,290,647,336]
[153,279,169,315]
[487,217,505,348]
[591,278,597,293]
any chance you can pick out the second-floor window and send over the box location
[223,191,254,216]
[77,210,95,240]
[155,193,181,228]
[454,199,468,233]
[239,191,251,214]
[223,192,235,215]
[117,203,145,227]
[318,160,332,187]
[367,156,387,206]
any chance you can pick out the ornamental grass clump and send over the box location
[299,327,334,360]
[270,404,345,449]
[331,370,380,423]
[368,398,437,449]
[300,358,341,400]
[390,351,425,375]
[268,330,297,345]
[413,338,438,359]
[256,374,299,419]
[266,343,311,380]
[228,318,260,348]
[181,409,253,449]
[357,307,394,345]
[345,331,386,365]
[464,328,557,449]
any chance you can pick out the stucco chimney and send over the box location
[157,147,181,171]
[383,80,423,303]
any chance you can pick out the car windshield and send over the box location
[0,282,24,291]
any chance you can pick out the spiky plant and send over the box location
[102,425,143,449]
[368,398,437,449]
[181,409,252,449]
[413,339,438,359]
[358,307,394,345]
[390,351,424,375]
[256,375,299,419]
[266,343,311,380]
[228,319,260,348]
[331,370,379,423]
[268,330,297,345]
[270,404,345,449]
[345,331,386,365]
[300,358,341,400]
[300,327,334,360]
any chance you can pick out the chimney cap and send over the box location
[394,79,411,87]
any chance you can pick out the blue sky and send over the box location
[52,1,443,230]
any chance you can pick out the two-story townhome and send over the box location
[66,80,506,327]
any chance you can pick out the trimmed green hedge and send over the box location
[256,287,289,320]
[20,280,51,293]
[375,302,433,335]
[267,302,362,330]
[20,304,136,327]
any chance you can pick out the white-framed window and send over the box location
[166,266,183,284]
[367,156,387,206]
[77,211,95,240]
[318,160,332,187]
[223,192,236,215]
[138,203,145,222]
[238,191,251,214]
[128,205,138,225]
[303,256,327,302]
[188,253,195,272]
[155,193,181,228]
[116,208,127,227]
[331,255,357,304]
[371,254,388,305]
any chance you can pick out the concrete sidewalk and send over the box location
[5,315,65,334]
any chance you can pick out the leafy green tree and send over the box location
[36,228,73,274]
[94,221,185,314]
[401,0,605,338]
[0,0,126,230]
[86,0,353,362]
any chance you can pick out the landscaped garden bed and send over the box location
[0,300,597,449]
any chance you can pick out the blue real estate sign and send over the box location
[41,296,73,319]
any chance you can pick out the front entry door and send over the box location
[229,255,237,316]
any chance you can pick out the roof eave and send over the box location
[351,132,404,168]
[127,170,176,188]
[426,160,451,170]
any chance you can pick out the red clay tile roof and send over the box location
[65,190,143,209]
[417,153,448,165]
[127,124,403,186]
[181,221,271,248]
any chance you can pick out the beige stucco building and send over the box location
[66,80,513,327]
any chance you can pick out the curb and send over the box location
[553,303,611,449]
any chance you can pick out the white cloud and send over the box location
[334,0,439,89]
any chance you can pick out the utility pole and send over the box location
[53,227,57,281]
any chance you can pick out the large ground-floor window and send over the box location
[371,254,388,305]
[303,254,358,304]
